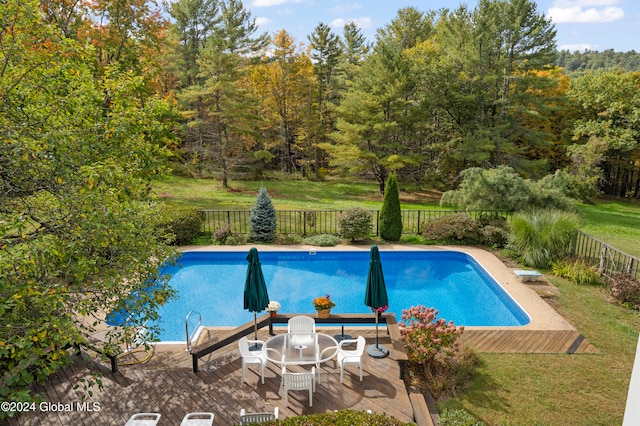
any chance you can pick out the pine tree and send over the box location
[249,185,276,242]
[379,174,403,241]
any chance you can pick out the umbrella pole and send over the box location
[375,311,379,348]
[367,310,389,358]
[250,312,262,351]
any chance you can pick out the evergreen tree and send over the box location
[379,174,403,241]
[249,185,276,242]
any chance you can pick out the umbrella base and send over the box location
[249,343,263,351]
[366,344,389,358]
[334,333,353,343]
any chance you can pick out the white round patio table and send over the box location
[263,333,339,366]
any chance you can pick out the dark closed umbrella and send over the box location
[364,245,389,358]
[244,247,270,347]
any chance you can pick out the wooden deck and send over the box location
[11,328,415,426]
[10,323,597,426]
[461,329,599,354]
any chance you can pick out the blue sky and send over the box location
[246,0,639,52]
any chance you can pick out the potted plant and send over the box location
[313,294,336,318]
[266,301,281,317]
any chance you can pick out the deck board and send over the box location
[10,325,598,426]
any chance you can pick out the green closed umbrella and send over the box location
[244,247,270,349]
[364,245,389,358]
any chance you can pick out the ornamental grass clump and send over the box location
[399,305,477,398]
[508,209,581,269]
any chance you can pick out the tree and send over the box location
[307,23,342,178]
[176,0,267,187]
[248,30,316,173]
[431,0,558,178]
[165,0,221,87]
[379,174,403,241]
[0,0,177,407]
[249,186,276,242]
[327,9,431,193]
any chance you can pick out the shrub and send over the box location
[399,305,465,365]
[439,409,485,426]
[303,234,342,247]
[212,223,245,245]
[249,185,276,243]
[422,214,481,244]
[273,409,412,425]
[276,233,303,245]
[551,257,602,285]
[338,208,372,241]
[508,209,581,268]
[399,306,476,398]
[440,166,532,211]
[607,273,640,310]
[379,174,403,241]
[440,166,577,212]
[156,206,202,245]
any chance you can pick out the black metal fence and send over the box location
[199,209,513,236]
[573,232,640,279]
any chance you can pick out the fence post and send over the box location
[600,244,607,272]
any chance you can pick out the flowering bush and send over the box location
[398,305,464,364]
[312,294,336,310]
[266,301,281,312]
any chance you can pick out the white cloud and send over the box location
[255,17,272,27]
[548,6,624,23]
[252,0,287,7]
[559,43,597,51]
[327,3,363,14]
[553,0,620,6]
[251,0,303,7]
[329,16,373,30]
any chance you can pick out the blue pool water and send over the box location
[146,250,530,342]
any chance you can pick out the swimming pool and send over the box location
[148,250,530,342]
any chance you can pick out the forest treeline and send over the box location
[158,0,639,196]
[556,49,640,76]
[7,0,639,196]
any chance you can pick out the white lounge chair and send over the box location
[124,413,161,426]
[238,336,268,384]
[239,407,279,425]
[287,315,315,334]
[180,412,215,426]
[337,335,366,383]
[282,365,316,407]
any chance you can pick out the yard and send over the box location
[152,175,640,425]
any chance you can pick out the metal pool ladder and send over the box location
[185,310,202,353]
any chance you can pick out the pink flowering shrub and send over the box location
[398,305,465,364]
[399,305,475,398]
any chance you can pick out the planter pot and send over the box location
[317,309,331,319]
[269,311,277,318]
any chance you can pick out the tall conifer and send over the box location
[380,174,403,241]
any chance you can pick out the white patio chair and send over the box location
[287,315,316,334]
[337,335,366,383]
[124,413,161,426]
[238,336,268,384]
[282,365,316,407]
[180,412,215,426]
[239,407,279,425]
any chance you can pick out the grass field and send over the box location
[152,176,640,424]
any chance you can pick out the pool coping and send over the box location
[179,244,575,332]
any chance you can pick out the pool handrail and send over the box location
[185,310,202,353]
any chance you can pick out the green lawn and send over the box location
[439,275,640,425]
[576,200,640,258]
[151,175,442,210]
